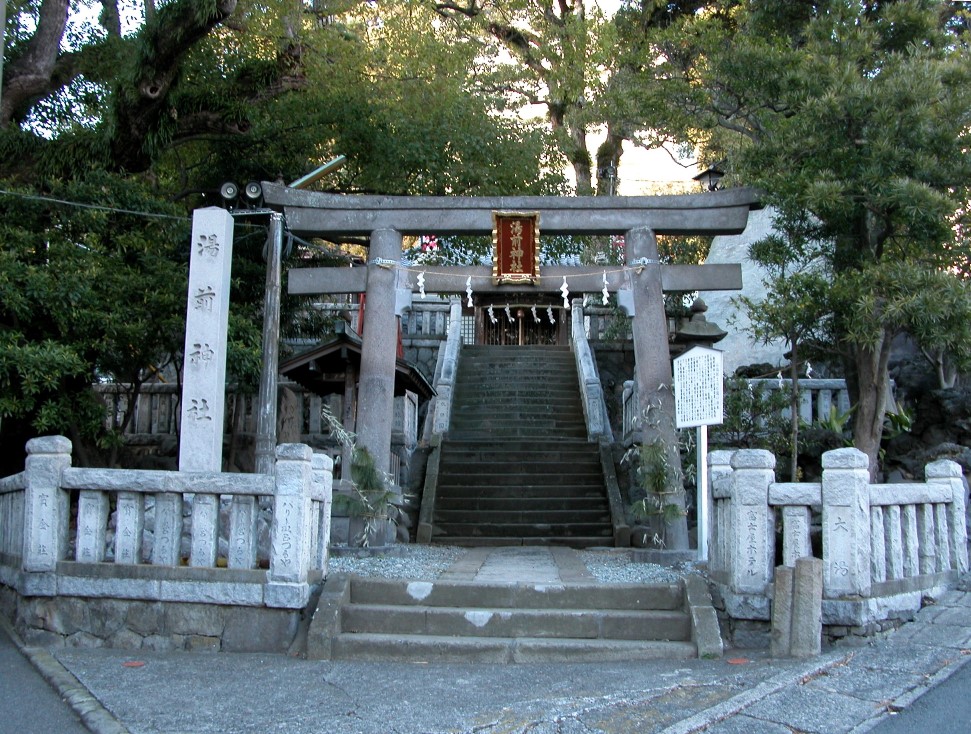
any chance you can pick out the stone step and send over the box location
[447,428,589,440]
[436,459,602,473]
[331,633,697,664]
[438,444,602,464]
[434,496,609,512]
[433,509,611,525]
[452,400,583,417]
[432,521,613,539]
[449,420,586,435]
[459,346,573,358]
[434,482,606,497]
[341,604,691,641]
[348,578,684,610]
[428,535,617,548]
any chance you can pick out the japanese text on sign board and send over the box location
[673,348,724,428]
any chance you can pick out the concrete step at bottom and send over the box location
[331,633,697,664]
[342,604,691,641]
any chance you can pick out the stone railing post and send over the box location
[311,452,334,573]
[708,450,735,576]
[821,448,871,598]
[23,436,72,580]
[728,449,775,595]
[925,459,969,573]
[266,443,314,608]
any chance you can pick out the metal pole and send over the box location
[697,424,709,562]
[255,213,283,474]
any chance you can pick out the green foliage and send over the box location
[629,439,686,538]
[710,376,792,456]
[621,0,971,471]
[0,174,190,454]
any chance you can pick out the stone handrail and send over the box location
[570,299,612,442]
[707,447,969,633]
[426,299,464,439]
[0,472,26,569]
[0,435,333,611]
[622,377,853,446]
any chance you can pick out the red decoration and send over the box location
[492,212,540,285]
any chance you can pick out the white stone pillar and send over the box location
[728,449,775,595]
[821,448,871,598]
[267,443,314,608]
[356,228,402,477]
[180,208,235,472]
[926,459,969,572]
[23,435,72,573]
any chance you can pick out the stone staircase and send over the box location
[307,574,715,663]
[427,345,616,547]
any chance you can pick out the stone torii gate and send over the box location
[262,184,761,543]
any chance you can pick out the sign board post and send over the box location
[673,346,724,562]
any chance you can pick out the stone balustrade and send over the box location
[708,447,969,634]
[425,300,464,439]
[571,299,613,442]
[1,435,333,612]
[95,378,417,485]
[621,377,852,446]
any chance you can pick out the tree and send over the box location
[0,0,564,465]
[735,211,833,480]
[0,174,190,470]
[623,0,971,475]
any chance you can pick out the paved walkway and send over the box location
[4,549,971,734]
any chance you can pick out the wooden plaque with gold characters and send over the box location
[492,211,540,285]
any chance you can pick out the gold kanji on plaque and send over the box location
[492,211,540,285]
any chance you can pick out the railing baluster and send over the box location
[76,490,109,563]
[884,505,903,581]
[114,491,144,565]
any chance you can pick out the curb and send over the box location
[0,617,130,734]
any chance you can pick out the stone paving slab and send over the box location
[50,648,811,734]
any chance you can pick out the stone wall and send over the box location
[3,586,301,653]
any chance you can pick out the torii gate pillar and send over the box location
[627,226,688,549]
[356,228,402,475]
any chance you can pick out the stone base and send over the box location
[3,586,303,653]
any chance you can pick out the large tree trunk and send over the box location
[851,329,893,482]
[0,0,70,126]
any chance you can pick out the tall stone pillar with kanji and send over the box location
[179,208,234,472]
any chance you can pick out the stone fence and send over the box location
[0,435,333,651]
[707,447,969,639]
[96,380,418,485]
[621,377,852,446]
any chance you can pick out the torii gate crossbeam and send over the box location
[262,184,761,542]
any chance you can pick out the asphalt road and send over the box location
[869,656,971,734]
[0,626,89,734]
